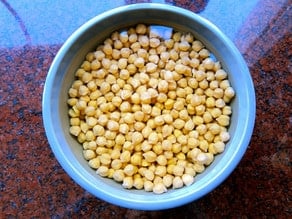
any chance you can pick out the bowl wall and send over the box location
[43,3,255,210]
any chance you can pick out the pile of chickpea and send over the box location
[67,24,235,194]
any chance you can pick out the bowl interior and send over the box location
[43,3,255,210]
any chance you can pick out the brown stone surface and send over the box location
[0,0,291,218]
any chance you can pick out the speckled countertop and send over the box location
[0,0,291,218]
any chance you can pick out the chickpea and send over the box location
[216,115,230,126]
[70,126,81,137]
[112,169,125,182]
[154,165,166,177]
[148,132,159,144]
[146,63,157,73]
[122,176,134,189]
[199,48,209,58]
[132,131,143,145]
[149,38,160,48]
[172,176,184,189]
[129,32,138,43]
[143,180,154,192]
[153,182,167,194]
[173,165,184,176]
[107,120,119,131]
[173,118,185,129]
[88,157,100,169]
[120,150,131,163]
[143,151,157,163]
[99,153,111,165]
[83,149,96,160]
[97,166,109,177]
[96,136,107,147]
[182,174,194,186]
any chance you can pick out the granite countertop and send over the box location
[0,0,291,218]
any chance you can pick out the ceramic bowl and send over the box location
[42,3,255,210]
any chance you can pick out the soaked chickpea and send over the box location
[68,24,235,194]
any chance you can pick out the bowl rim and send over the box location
[42,3,256,210]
